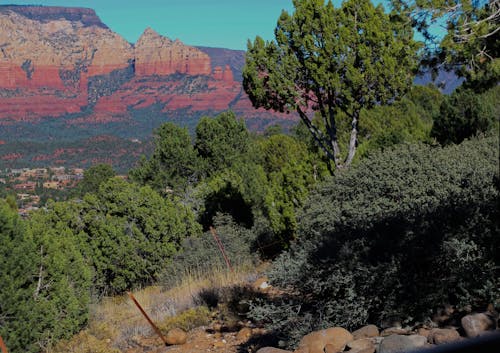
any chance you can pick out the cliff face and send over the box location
[0,5,296,171]
[0,6,294,148]
[134,28,211,76]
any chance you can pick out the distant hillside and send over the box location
[0,5,294,171]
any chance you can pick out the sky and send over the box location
[4,0,300,50]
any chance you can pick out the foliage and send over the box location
[248,135,499,348]
[161,213,258,289]
[0,199,92,353]
[129,122,201,193]
[195,111,250,176]
[431,85,499,145]
[257,134,325,239]
[392,0,499,89]
[158,306,210,332]
[75,163,116,197]
[243,0,419,168]
[31,177,200,296]
[78,178,201,295]
[356,87,437,158]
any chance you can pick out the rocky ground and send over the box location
[118,279,499,353]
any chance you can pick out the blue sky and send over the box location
[5,0,300,50]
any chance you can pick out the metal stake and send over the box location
[0,335,8,353]
[127,291,169,346]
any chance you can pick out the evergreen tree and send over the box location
[130,123,200,193]
[243,0,419,168]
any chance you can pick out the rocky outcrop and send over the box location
[134,28,211,76]
[213,65,234,83]
[0,6,265,123]
[0,3,296,169]
[0,6,133,88]
[0,6,107,28]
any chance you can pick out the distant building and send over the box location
[13,182,36,192]
[43,181,60,189]
[50,166,66,175]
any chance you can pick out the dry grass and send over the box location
[49,264,261,352]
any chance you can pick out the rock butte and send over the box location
[0,5,291,123]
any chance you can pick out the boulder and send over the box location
[346,338,375,353]
[461,313,495,337]
[428,328,461,345]
[380,327,411,336]
[295,327,353,353]
[236,327,252,341]
[416,327,431,339]
[165,327,187,345]
[352,325,379,339]
[378,334,427,353]
[257,348,293,353]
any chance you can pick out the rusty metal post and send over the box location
[0,335,8,353]
[210,226,233,271]
[127,292,169,346]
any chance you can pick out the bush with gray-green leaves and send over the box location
[249,134,499,348]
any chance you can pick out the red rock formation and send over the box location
[212,65,234,83]
[0,5,292,130]
[134,28,211,76]
[213,66,224,80]
[222,65,234,83]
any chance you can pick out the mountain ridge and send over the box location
[0,5,293,170]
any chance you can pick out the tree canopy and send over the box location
[243,0,419,168]
[392,0,499,89]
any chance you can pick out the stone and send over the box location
[416,327,431,339]
[296,327,353,353]
[378,334,427,353]
[236,327,252,341]
[428,328,461,345]
[380,327,411,336]
[256,348,293,353]
[253,276,270,290]
[252,327,268,335]
[461,313,495,337]
[213,340,226,348]
[347,338,375,351]
[165,327,187,345]
[352,325,379,339]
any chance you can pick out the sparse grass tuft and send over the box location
[49,265,261,352]
[158,306,211,332]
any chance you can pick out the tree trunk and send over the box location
[345,114,358,166]
[34,245,43,299]
[297,108,338,164]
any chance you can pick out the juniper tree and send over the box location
[243,0,419,168]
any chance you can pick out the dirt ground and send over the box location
[125,325,279,353]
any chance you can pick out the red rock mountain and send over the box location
[0,5,295,170]
[0,5,292,123]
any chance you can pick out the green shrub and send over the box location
[161,213,258,288]
[0,199,92,353]
[158,306,210,332]
[249,134,499,348]
[431,86,499,145]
